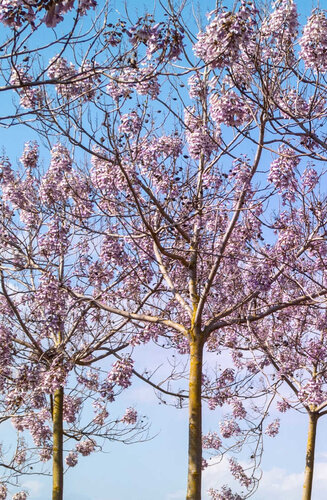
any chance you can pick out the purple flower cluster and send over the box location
[0,0,97,29]
[75,439,96,456]
[261,0,299,60]
[268,147,299,201]
[193,1,256,69]
[121,407,138,424]
[128,17,184,61]
[210,91,253,127]
[202,432,222,450]
[119,112,142,137]
[20,142,39,170]
[208,486,242,500]
[48,57,99,101]
[10,66,43,109]
[184,107,220,159]
[229,457,252,488]
[300,10,327,72]
[107,358,134,389]
[264,418,280,437]
[65,451,78,467]
[219,418,241,438]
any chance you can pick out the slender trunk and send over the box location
[186,337,203,500]
[302,412,318,500]
[52,386,64,500]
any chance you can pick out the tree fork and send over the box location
[302,412,319,500]
[52,386,64,500]
[186,336,204,500]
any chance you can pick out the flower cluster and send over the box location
[107,358,134,388]
[12,493,27,500]
[210,91,253,127]
[184,107,219,159]
[208,486,242,500]
[119,112,142,137]
[0,0,97,28]
[229,458,252,488]
[65,451,78,467]
[20,142,39,170]
[301,167,319,191]
[298,380,325,406]
[10,66,43,109]
[75,439,96,456]
[219,418,241,438]
[300,10,327,72]
[264,418,280,437]
[48,57,99,101]
[193,2,256,69]
[135,65,160,99]
[128,16,184,61]
[0,484,6,500]
[121,407,138,424]
[38,217,70,257]
[202,432,222,450]
[268,147,299,202]
[39,143,72,205]
[188,73,206,100]
[261,0,299,61]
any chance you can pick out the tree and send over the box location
[0,142,148,500]
[2,0,327,499]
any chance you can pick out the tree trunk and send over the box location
[302,412,318,500]
[52,386,64,500]
[186,338,203,500]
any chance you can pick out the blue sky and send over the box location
[1,0,326,499]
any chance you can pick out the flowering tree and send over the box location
[0,142,148,500]
[2,0,327,499]
[217,299,327,500]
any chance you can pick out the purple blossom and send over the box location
[219,418,241,438]
[264,419,280,437]
[268,147,299,202]
[107,358,134,389]
[202,432,222,450]
[0,484,7,500]
[193,2,256,69]
[12,493,27,500]
[210,91,253,127]
[121,407,138,425]
[119,112,142,137]
[300,10,327,72]
[208,486,243,500]
[76,439,96,456]
[65,451,78,467]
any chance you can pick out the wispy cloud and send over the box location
[202,456,327,500]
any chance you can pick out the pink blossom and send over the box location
[264,419,280,437]
[107,358,134,389]
[76,439,96,456]
[202,432,222,450]
[65,451,78,467]
[219,418,241,438]
[0,484,7,500]
[300,10,327,72]
[210,91,253,127]
[122,407,138,424]
[12,493,27,500]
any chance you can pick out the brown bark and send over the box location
[52,386,64,500]
[186,337,203,500]
[302,412,318,500]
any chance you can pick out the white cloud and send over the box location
[202,456,327,500]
